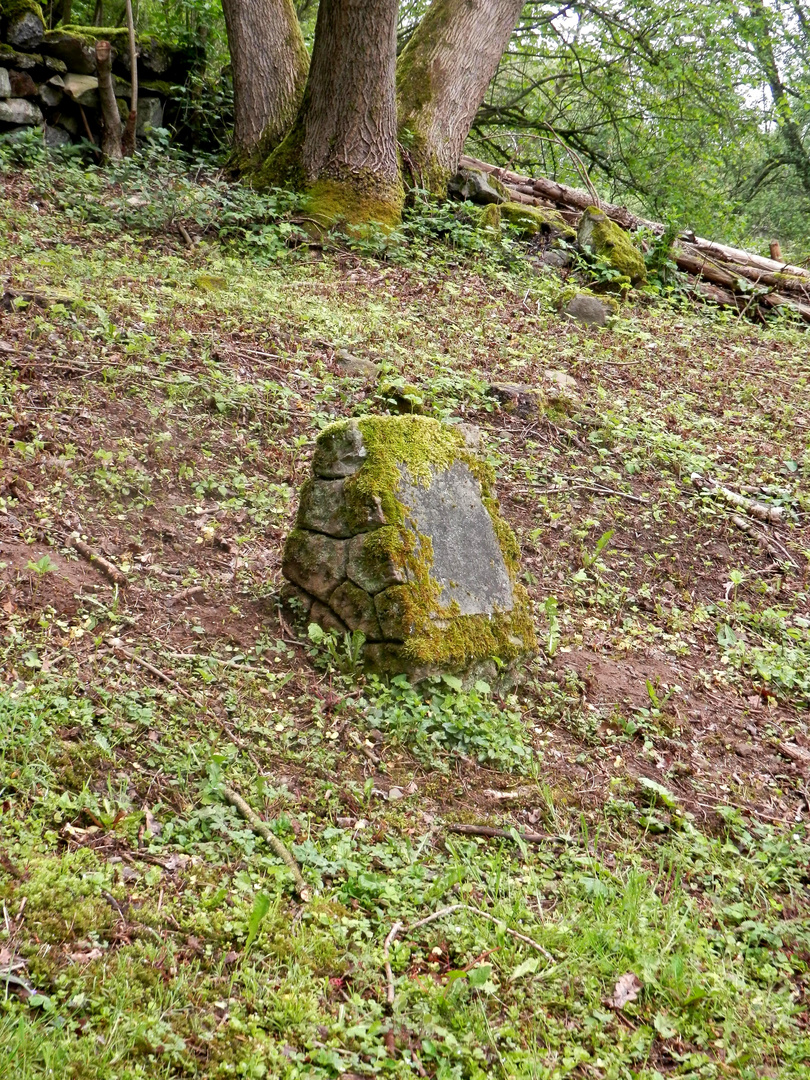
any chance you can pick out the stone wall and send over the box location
[0,3,198,149]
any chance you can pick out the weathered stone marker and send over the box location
[282,415,536,682]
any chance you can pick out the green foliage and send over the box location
[363,674,532,770]
[717,604,810,706]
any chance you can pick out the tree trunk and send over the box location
[121,0,138,156]
[96,39,123,161]
[221,0,309,171]
[396,0,526,193]
[257,0,402,228]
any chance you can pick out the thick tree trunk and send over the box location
[221,0,308,171]
[258,0,403,228]
[396,0,526,193]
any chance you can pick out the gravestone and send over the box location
[282,415,536,684]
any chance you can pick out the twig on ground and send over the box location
[691,473,784,524]
[109,638,194,701]
[69,533,128,586]
[221,785,310,901]
[177,224,195,249]
[383,903,554,1007]
[348,730,381,766]
[446,823,571,845]
[730,514,798,567]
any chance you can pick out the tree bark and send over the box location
[221,0,309,171]
[396,0,526,193]
[95,39,123,162]
[258,0,403,228]
[121,0,138,156]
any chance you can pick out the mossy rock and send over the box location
[282,416,537,682]
[1,0,44,50]
[478,202,502,236]
[448,167,508,205]
[500,201,577,240]
[577,206,647,286]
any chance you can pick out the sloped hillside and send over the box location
[1,156,809,1079]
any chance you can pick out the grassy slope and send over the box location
[0,156,809,1079]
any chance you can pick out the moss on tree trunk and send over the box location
[396,0,525,196]
[252,0,403,229]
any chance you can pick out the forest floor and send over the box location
[0,156,809,1080]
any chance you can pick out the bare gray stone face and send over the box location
[563,292,612,327]
[398,463,514,616]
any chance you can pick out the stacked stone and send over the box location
[282,416,536,683]
[0,3,193,147]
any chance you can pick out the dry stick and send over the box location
[221,785,310,902]
[730,514,798,568]
[176,223,195,249]
[121,0,138,156]
[109,639,195,701]
[77,104,100,152]
[691,474,785,524]
[383,903,554,1007]
[69,533,128,586]
[446,823,571,846]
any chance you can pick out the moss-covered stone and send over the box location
[285,415,536,682]
[577,206,647,286]
[478,202,502,236]
[1,0,44,50]
[500,201,576,239]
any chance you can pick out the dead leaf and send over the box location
[606,972,642,1009]
[68,947,103,963]
[143,807,162,838]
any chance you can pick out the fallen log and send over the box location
[458,153,810,322]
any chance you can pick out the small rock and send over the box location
[8,70,36,97]
[334,349,380,381]
[38,75,64,109]
[0,97,42,125]
[544,369,577,391]
[562,292,613,328]
[0,68,11,98]
[538,249,572,269]
[62,73,99,108]
[6,10,44,52]
[448,166,507,205]
[312,418,367,479]
[487,382,542,418]
[454,423,481,450]
[387,786,405,801]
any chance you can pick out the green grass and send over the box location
[0,148,808,1078]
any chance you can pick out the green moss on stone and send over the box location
[478,203,501,235]
[315,415,536,673]
[500,202,576,239]
[0,0,42,23]
[578,206,647,286]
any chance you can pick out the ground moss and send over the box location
[578,206,647,285]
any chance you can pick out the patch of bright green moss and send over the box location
[500,202,576,239]
[578,206,647,286]
[0,0,42,25]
